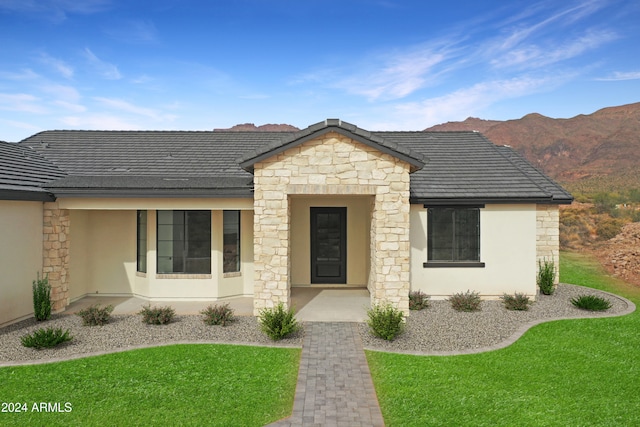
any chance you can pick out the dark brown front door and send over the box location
[310,207,346,284]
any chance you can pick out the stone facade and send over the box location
[43,202,71,311]
[536,204,560,284]
[252,132,412,315]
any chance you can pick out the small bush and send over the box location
[76,304,114,326]
[367,303,405,341]
[201,303,235,326]
[501,293,531,311]
[259,302,299,340]
[596,218,623,240]
[571,294,612,311]
[21,327,72,349]
[537,258,556,295]
[32,272,51,321]
[448,290,482,312]
[139,304,176,325]
[409,290,430,311]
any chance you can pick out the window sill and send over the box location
[136,272,147,277]
[423,262,485,268]
[156,274,212,279]
[223,271,242,278]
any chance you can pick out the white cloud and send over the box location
[0,69,40,80]
[0,93,48,114]
[104,19,158,44]
[93,97,177,122]
[595,71,640,81]
[38,52,74,78]
[83,48,122,80]
[61,114,142,130]
[0,0,110,23]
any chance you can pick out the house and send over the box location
[0,119,572,326]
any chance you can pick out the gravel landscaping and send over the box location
[0,284,633,365]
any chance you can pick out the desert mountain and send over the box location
[214,123,300,132]
[426,102,640,189]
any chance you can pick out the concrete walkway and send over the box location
[269,322,385,427]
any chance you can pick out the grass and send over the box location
[367,251,640,426]
[0,344,299,426]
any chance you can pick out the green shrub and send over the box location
[259,303,299,340]
[32,272,51,321]
[448,290,482,312]
[21,327,72,349]
[76,304,114,326]
[139,304,176,325]
[367,303,405,341]
[201,303,235,326]
[501,293,531,311]
[409,290,430,310]
[571,294,612,311]
[537,258,557,295]
[596,218,623,240]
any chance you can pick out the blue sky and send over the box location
[1,0,639,142]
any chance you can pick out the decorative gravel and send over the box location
[0,315,303,365]
[0,284,634,365]
[360,284,634,355]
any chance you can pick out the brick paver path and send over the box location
[269,322,385,426]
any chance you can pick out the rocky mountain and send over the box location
[426,102,640,190]
[214,123,300,132]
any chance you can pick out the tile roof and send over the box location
[0,140,65,201]
[16,123,572,204]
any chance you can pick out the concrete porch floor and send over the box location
[65,287,371,322]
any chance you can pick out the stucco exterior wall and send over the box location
[410,204,538,298]
[0,201,43,326]
[253,132,412,315]
[290,196,371,286]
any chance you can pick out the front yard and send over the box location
[366,251,640,426]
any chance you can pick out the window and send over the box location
[137,210,147,273]
[223,210,241,273]
[157,210,211,274]
[427,207,482,266]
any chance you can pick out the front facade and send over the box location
[0,120,572,326]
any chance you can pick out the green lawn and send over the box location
[0,344,300,426]
[367,251,640,426]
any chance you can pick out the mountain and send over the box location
[214,123,300,132]
[425,102,640,191]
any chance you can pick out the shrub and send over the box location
[32,272,51,321]
[259,302,299,340]
[596,218,623,240]
[367,303,405,341]
[501,293,531,311]
[409,290,430,310]
[139,304,176,325]
[76,304,114,326]
[571,294,612,311]
[448,290,482,312]
[21,327,72,349]
[201,303,235,326]
[537,258,557,295]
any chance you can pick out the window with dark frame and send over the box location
[427,207,480,263]
[136,210,147,273]
[223,210,241,273]
[157,210,211,274]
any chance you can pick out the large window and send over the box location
[137,210,147,273]
[223,210,241,273]
[427,207,481,265]
[157,210,211,274]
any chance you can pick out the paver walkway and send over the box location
[269,322,385,427]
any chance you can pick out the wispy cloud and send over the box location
[38,52,74,78]
[83,48,122,80]
[61,114,142,130]
[595,71,640,81]
[0,0,111,23]
[0,93,48,114]
[104,19,158,44]
[93,97,177,122]
[40,84,85,112]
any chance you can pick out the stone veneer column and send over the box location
[252,132,412,315]
[43,202,71,311]
[536,204,560,284]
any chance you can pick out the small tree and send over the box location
[33,272,51,321]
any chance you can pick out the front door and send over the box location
[310,207,346,284]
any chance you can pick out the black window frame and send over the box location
[424,205,485,268]
[157,210,211,274]
[136,210,147,273]
[223,210,241,274]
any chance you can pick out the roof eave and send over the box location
[0,189,56,202]
[411,196,574,205]
[45,188,253,199]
